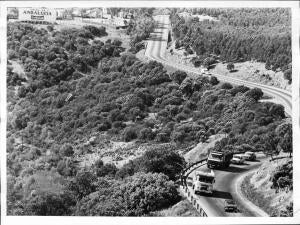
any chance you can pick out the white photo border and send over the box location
[1,1,299,225]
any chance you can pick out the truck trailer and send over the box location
[207,151,233,169]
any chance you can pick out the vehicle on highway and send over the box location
[207,151,233,169]
[224,199,238,212]
[231,154,245,164]
[187,176,193,186]
[243,151,256,161]
[192,169,215,195]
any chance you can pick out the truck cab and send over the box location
[192,169,215,195]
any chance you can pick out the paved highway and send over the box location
[143,15,291,217]
[187,156,266,217]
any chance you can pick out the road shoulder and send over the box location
[234,169,269,217]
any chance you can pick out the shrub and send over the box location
[59,144,74,157]
[220,82,233,90]
[245,88,263,101]
[24,191,75,216]
[67,171,97,200]
[139,127,155,140]
[227,62,235,71]
[75,172,180,216]
[209,76,219,85]
[170,70,187,85]
[122,127,138,142]
[283,68,292,83]
[98,121,112,131]
[95,163,118,177]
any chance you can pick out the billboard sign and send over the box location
[18,8,56,22]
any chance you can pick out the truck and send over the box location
[192,169,215,195]
[207,151,233,169]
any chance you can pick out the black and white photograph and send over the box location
[1,1,299,225]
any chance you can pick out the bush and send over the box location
[170,70,187,85]
[59,144,74,157]
[283,68,292,83]
[75,172,180,216]
[230,85,250,96]
[122,127,138,142]
[24,192,76,216]
[209,76,219,85]
[220,82,233,90]
[139,127,155,140]
[227,63,235,71]
[245,88,263,101]
[95,163,118,177]
[67,171,97,200]
[98,121,112,131]
[132,147,185,180]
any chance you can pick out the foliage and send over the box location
[227,62,235,71]
[23,191,76,215]
[117,146,185,180]
[67,171,97,200]
[170,8,291,79]
[7,18,291,216]
[270,161,292,190]
[170,70,187,85]
[75,172,180,216]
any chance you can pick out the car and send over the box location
[243,151,256,161]
[231,154,245,164]
[224,199,238,212]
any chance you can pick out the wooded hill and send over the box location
[170,8,292,82]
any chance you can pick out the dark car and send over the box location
[224,199,238,212]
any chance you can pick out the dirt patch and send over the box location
[48,20,131,49]
[184,134,226,164]
[9,60,26,79]
[209,61,291,91]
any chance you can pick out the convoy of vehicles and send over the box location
[207,151,233,169]
[231,154,245,164]
[192,169,215,195]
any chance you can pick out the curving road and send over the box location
[186,156,267,217]
[145,15,292,116]
[143,15,291,217]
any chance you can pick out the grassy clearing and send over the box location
[209,62,291,91]
[241,156,293,216]
[184,134,226,164]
